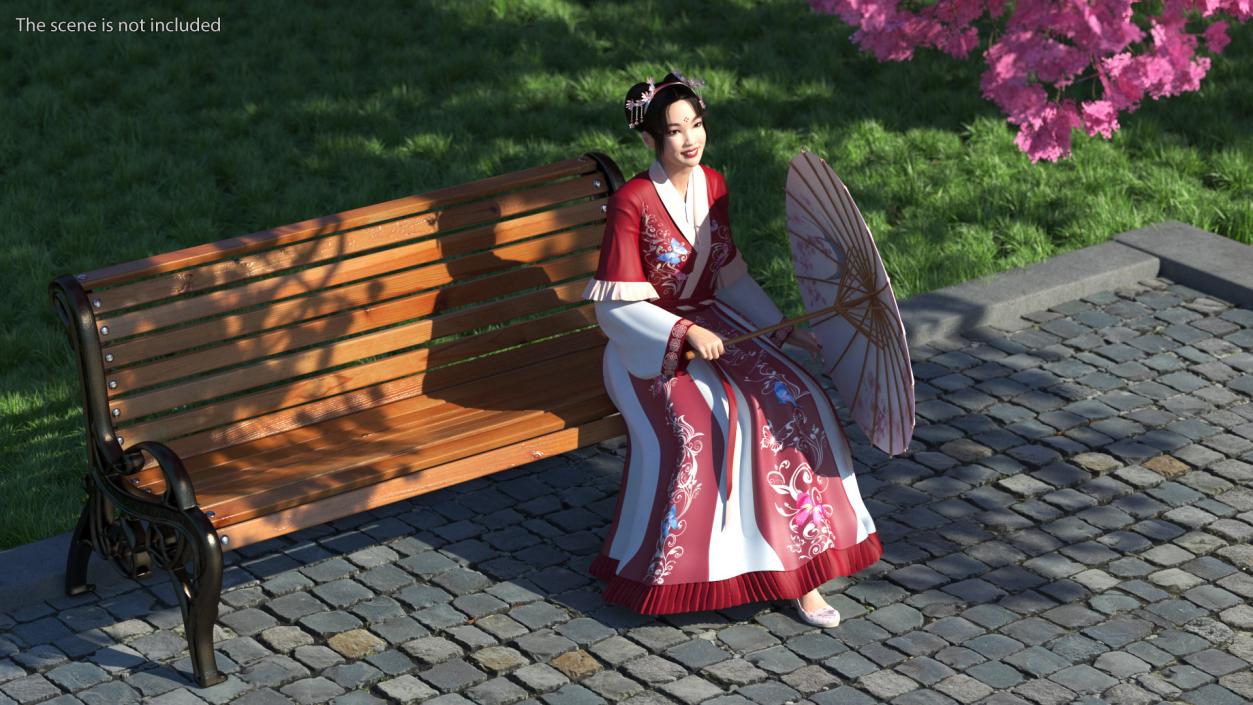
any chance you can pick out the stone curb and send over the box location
[899,239,1159,347]
[1115,218,1253,309]
[0,531,133,611]
[2,219,1249,613]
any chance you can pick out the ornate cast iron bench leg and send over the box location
[70,461,226,687]
[117,443,226,688]
[66,494,95,597]
[52,276,227,687]
[170,525,224,688]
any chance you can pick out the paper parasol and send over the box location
[785,150,915,456]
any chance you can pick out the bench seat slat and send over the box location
[131,347,609,526]
[78,156,602,289]
[201,392,614,528]
[169,362,606,506]
[145,343,604,488]
[217,414,625,550]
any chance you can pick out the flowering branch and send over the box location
[809,0,1249,162]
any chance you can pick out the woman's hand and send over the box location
[790,327,822,358]
[686,325,725,360]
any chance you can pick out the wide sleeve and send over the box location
[595,302,693,379]
[716,274,781,333]
[586,188,694,378]
[716,250,749,289]
[583,189,660,302]
[709,173,793,346]
[712,173,750,290]
[714,274,793,346]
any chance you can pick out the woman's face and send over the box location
[647,99,705,171]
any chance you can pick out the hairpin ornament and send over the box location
[625,70,706,129]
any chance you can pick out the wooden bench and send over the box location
[50,153,628,687]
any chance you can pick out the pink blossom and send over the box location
[1013,101,1083,163]
[1099,51,1148,110]
[808,0,1246,161]
[1053,0,1143,55]
[1205,21,1232,52]
[1081,100,1120,138]
[982,77,1050,127]
[1143,18,1211,96]
[1197,0,1228,17]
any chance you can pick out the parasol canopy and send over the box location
[785,150,915,456]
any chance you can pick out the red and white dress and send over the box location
[584,160,884,614]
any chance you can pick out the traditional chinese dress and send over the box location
[584,160,884,614]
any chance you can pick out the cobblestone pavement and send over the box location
[3,276,1253,705]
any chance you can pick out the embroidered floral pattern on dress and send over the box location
[640,207,688,297]
[637,186,740,297]
[735,342,836,561]
[655,297,842,566]
[706,215,732,276]
[747,358,825,470]
[760,420,784,454]
[663,318,694,378]
[756,399,826,471]
[706,215,731,265]
[765,459,836,560]
[646,411,704,585]
[659,238,689,266]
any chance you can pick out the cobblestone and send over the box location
[2,277,1250,705]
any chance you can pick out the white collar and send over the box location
[649,161,707,248]
[650,161,712,299]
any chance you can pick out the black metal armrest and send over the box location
[50,275,127,473]
[122,441,199,512]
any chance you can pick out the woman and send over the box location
[584,71,883,627]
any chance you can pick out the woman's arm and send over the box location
[594,301,694,378]
[585,188,698,378]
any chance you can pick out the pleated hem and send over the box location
[590,532,884,615]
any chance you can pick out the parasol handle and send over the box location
[682,283,887,361]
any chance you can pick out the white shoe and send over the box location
[794,597,841,628]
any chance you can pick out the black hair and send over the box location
[624,72,706,160]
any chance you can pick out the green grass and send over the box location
[3,0,1252,550]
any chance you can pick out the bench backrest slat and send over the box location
[109,276,592,424]
[121,309,601,450]
[95,194,606,340]
[100,240,599,371]
[93,175,605,319]
[79,156,599,289]
[104,235,601,392]
[82,155,617,454]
